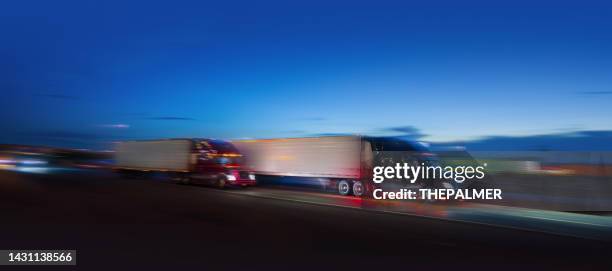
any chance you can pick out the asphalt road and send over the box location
[0,170,610,270]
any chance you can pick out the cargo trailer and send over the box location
[233,136,433,196]
[114,139,256,188]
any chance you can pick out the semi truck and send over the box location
[233,136,436,197]
[114,139,256,188]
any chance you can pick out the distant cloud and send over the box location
[22,131,101,140]
[98,124,130,129]
[17,130,133,147]
[432,130,612,151]
[577,91,612,95]
[146,116,196,121]
[35,93,79,100]
[383,126,427,139]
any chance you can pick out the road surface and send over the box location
[0,170,610,270]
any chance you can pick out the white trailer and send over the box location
[234,136,440,196]
[233,136,374,196]
[114,139,257,187]
[114,139,194,172]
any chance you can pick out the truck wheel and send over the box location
[120,171,134,179]
[352,180,365,197]
[179,176,191,185]
[215,177,226,189]
[338,180,351,196]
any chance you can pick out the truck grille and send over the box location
[239,171,250,179]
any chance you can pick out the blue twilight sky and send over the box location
[0,0,611,149]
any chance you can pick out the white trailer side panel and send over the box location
[115,140,192,171]
[234,136,362,179]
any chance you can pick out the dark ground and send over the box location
[0,170,610,270]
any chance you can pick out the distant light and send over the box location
[20,159,47,165]
[0,164,15,170]
[0,159,15,164]
[16,167,49,174]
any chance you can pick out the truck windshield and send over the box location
[367,137,435,168]
[368,137,428,152]
[207,140,240,154]
[204,140,243,166]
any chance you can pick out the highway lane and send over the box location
[0,170,610,270]
[225,185,612,241]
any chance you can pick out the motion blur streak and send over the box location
[1,143,612,239]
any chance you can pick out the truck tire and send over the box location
[119,170,134,179]
[338,180,351,196]
[179,176,191,185]
[215,176,226,189]
[352,180,365,197]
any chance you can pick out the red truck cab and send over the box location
[190,139,256,188]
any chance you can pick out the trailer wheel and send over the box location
[441,181,455,190]
[338,180,351,196]
[352,180,365,197]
